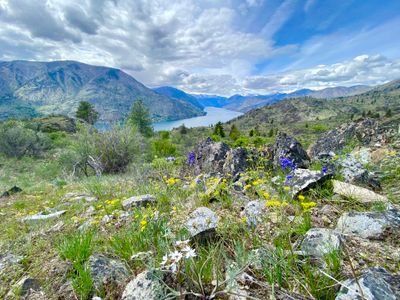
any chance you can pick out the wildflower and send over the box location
[322,165,328,174]
[265,201,281,207]
[183,247,196,259]
[286,174,294,181]
[140,219,147,226]
[170,251,183,263]
[263,192,270,199]
[187,152,196,166]
[280,157,296,171]
[241,216,247,223]
[161,254,169,266]
[175,240,190,247]
[284,186,290,191]
[166,178,176,185]
[298,195,305,201]
[166,156,176,162]
[301,202,317,210]
[244,184,252,190]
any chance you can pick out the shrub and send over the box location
[0,121,51,158]
[76,101,99,125]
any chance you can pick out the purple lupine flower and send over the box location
[187,152,196,166]
[286,174,294,181]
[322,165,328,174]
[166,156,176,162]
[280,157,296,171]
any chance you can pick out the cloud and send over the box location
[243,54,400,93]
[64,6,99,35]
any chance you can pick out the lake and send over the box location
[153,107,243,131]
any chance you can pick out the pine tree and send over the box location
[75,101,99,125]
[179,124,188,134]
[213,122,225,137]
[229,124,240,141]
[128,99,153,137]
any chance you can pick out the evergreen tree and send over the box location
[75,101,99,125]
[213,122,225,137]
[179,124,188,134]
[128,99,153,137]
[229,124,240,141]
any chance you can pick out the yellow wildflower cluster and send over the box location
[265,200,288,207]
[252,179,263,186]
[165,177,181,186]
[388,151,397,156]
[301,202,317,211]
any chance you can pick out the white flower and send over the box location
[160,254,169,266]
[175,239,190,247]
[170,262,178,273]
[169,251,183,263]
[183,246,196,259]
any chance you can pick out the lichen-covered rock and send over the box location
[309,119,382,159]
[300,228,342,257]
[7,277,42,299]
[223,148,247,177]
[273,132,310,169]
[121,271,160,300]
[186,207,218,238]
[122,194,157,210]
[88,254,129,290]
[243,201,264,229]
[336,267,400,300]
[285,168,331,198]
[0,253,23,273]
[332,180,388,204]
[336,209,400,240]
[62,192,97,203]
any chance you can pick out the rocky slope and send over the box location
[0,60,205,122]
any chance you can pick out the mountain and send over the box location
[310,85,371,99]
[227,80,400,140]
[0,60,204,122]
[191,94,229,107]
[152,86,204,109]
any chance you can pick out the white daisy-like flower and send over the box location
[170,262,178,273]
[183,247,196,259]
[169,250,183,263]
[160,254,169,266]
[175,239,190,247]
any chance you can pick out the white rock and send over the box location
[333,180,388,204]
[122,194,156,210]
[121,271,159,300]
[22,210,66,222]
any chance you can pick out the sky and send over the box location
[0,0,399,96]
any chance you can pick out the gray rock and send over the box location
[273,132,310,169]
[22,210,66,222]
[285,168,331,198]
[122,194,156,210]
[309,119,381,159]
[336,267,400,300]
[336,209,400,240]
[1,185,22,198]
[0,253,23,272]
[13,277,41,297]
[186,207,218,238]
[62,192,97,202]
[223,148,247,177]
[243,201,264,229]
[88,254,129,290]
[300,228,342,257]
[332,180,388,204]
[121,271,160,300]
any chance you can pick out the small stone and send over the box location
[300,228,342,257]
[122,194,157,210]
[286,168,331,198]
[0,185,22,198]
[121,271,160,300]
[333,180,388,204]
[22,210,66,222]
[62,192,97,202]
[186,207,218,238]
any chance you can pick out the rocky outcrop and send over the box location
[223,148,247,177]
[273,132,310,169]
[88,254,129,290]
[186,207,218,239]
[122,194,157,210]
[332,180,388,204]
[336,267,400,300]
[309,119,384,159]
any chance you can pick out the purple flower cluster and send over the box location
[166,157,176,162]
[187,152,196,166]
[280,157,296,171]
[322,165,328,174]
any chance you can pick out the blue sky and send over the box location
[0,0,399,95]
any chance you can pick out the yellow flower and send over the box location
[284,186,290,191]
[265,201,281,207]
[140,220,148,226]
[301,202,317,210]
[244,184,252,190]
[241,216,247,223]
[298,195,305,201]
[388,151,397,156]
[263,192,270,200]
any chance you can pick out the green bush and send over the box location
[0,120,51,158]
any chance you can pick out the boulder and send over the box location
[336,267,400,300]
[1,185,22,198]
[186,207,218,239]
[273,132,310,169]
[22,210,66,223]
[309,119,382,159]
[285,168,331,198]
[121,271,160,300]
[10,277,41,298]
[88,254,129,290]
[300,228,342,257]
[336,209,400,240]
[332,180,388,204]
[0,253,23,273]
[122,194,157,210]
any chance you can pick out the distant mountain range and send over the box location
[0,60,204,122]
[153,85,373,113]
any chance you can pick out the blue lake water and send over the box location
[153,107,243,131]
[95,107,243,132]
